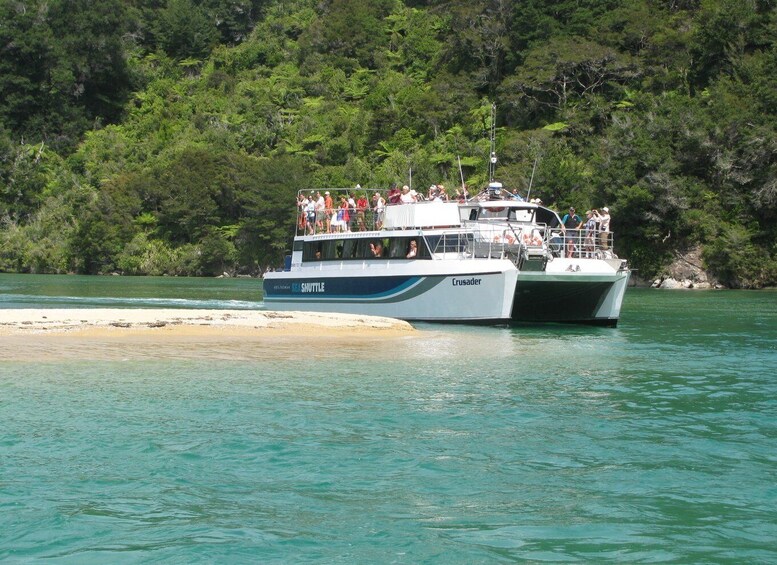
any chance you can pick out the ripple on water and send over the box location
[1,288,776,562]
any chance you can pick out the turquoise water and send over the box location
[1,274,776,562]
[0,273,261,310]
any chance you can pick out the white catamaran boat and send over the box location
[262,187,631,326]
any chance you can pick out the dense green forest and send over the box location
[1,0,775,286]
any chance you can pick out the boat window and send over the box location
[508,208,534,222]
[293,240,303,252]
[322,240,339,260]
[367,238,388,258]
[341,239,358,259]
[301,236,429,262]
[355,239,374,258]
[303,241,323,261]
[388,238,406,259]
[425,233,470,254]
[535,208,560,228]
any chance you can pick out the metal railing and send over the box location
[296,188,388,237]
[295,189,618,260]
[462,220,617,260]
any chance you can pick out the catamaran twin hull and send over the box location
[265,192,630,326]
[263,266,630,325]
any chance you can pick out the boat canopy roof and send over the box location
[383,201,462,230]
[463,199,562,228]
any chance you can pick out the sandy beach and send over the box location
[0,309,417,361]
[0,308,415,337]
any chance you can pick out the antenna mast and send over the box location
[526,157,538,201]
[489,103,497,182]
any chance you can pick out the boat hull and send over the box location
[512,269,630,326]
[263,264,517,322]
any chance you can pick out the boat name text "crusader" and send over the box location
[292,282,326,293]
[452,277,482,286]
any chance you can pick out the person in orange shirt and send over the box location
[324,191,334,232]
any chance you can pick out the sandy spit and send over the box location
[0,308,415,338]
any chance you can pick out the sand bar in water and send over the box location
[0,308,417,361]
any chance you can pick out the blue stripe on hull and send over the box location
[263,275,432,303]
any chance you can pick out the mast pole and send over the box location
[489,103,497,183]
[526,157,538,201]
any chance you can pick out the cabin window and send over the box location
[425,233,471,254]
[511,209,534,222]
[388,238,407,259]
[303,241,323,261]
[535,209,560,228]
[341,239,358,259]
[367,238,388,258]
[355,239,374,258]
[322,240,339,260]
[302,236,429,261]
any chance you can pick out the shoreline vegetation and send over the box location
[0,308,415,338]
[1,2,775,290]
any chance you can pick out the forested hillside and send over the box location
[1,0,775,286]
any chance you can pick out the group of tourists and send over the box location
[385,183,469,204]
[297,182,470,235]
[560,206,611,258]
[297,185,614,260]
[297,187,387,234]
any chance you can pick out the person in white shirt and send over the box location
[399,185,415,203]
[406,239,417,258]
[372,193,386,229]
[597,207,611,249]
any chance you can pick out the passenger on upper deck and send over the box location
[324,191,333,232]
[598,206,611,249]
[305,195,317,235]
[388,183,401,204]
[347,192,357,231]
[562,207,583,258]
[400,185,416,203]
[336,196,350,232]
[372,192,386,229]
[584,210,597,257]
[314,191,325,232]
[356,194,370,231]
[297,193,308,230]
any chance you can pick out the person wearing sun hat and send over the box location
[598,206,611,249]
[561,207,583,258]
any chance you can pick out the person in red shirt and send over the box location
[356,194,370,231]
[387,183,401,204]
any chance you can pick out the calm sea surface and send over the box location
[1,274,776,563]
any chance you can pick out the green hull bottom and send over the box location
[512,280,619,326]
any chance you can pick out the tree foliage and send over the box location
[0,0,775,285]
